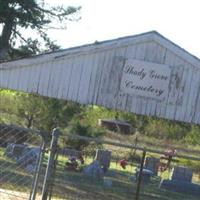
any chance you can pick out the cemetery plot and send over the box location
[140,155,200,200]
[1,126,200,200]
[0,125,44,200]
[46,135,200,200]
[47,148,136,200]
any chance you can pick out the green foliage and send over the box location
[178,158,200,175]
[74,105,200,147]
[0,0,81,59]
[64,121,104,150]
[83,106,116,127]
[143,118,190,140]
[83,107,147,135]
[1,90,199,147]
[185,125,200,145]
[0,90,82,131]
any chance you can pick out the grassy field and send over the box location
[0,146,200,200]
[48,154,200,200]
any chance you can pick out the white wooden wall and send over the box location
[0,31,200,125]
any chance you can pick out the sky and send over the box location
[46,0,200,58]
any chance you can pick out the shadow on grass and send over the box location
[50,167,135,200]
[50,166,200,200]
[0,154,33,192]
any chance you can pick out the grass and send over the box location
[48,154,200,200]
[51,157,135,200]
[103,131,200,156]
[1,146,200,200]
[0,147,33,193]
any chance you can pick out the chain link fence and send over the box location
[1,125,200,200]
[42,131,200,200]
[0,124,47,200]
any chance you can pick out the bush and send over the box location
[144,118,190,141]
[184,125,200,145]
[64,121,105,150]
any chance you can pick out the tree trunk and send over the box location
[26,115,34,129]
[0,17,14,60]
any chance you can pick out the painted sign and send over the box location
[120,59,171,100]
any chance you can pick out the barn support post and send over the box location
[135,150,146,200]
[41,128,60,200]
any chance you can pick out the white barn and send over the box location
[0,31,200,124]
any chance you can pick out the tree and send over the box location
[0,1,81,131]
[0,0,81,60]
[0,90,83,131]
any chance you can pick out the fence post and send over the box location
[29,139,46,200]
[135,150,146,200]
[47,151,59,200]
[41,128,60,200]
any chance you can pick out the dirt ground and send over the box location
[0,188,62,200]
[0,189,46,200]
[0,188,29,200]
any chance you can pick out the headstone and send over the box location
[94,149,111,170]
[5,143,27,158]
[5,144,40,173]
[144,157,160,175]
[105,170,116,177]
[16,147,40,168]
[103,177,112,187]
[160,179,200,196]
[83,160,104,179]
[128,175,137,182]
[25,164,36,173]
[170,166,193,182]
[61,148,82,158]
[135,168,154,184]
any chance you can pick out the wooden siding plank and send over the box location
[151,44,168,118]
[77,54,95,104]
[153,33,200,69]
[37,62,51,97]
[29,65,42,94]
[0,69,10,89]
[57,58,73,100]
[104,47,127,110]
[46,60,63,98]
[194,82,200,124]
[123,45,138,113]
[132,43,147,115]
[184,69,200,123]
[27,65,36,93]
[90,51,108,104]
[67,55,83,102]
[174,66,193,122]
[95,50,116,107]
[159,51,185,120]
[86,52,100,104]
[142,42,161,117]
[17,67,29,92]
[166,64,185,120]
[8,68,20,91]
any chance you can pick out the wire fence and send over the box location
[1,125,200,200]
[0,124,46,200]
[42,132,200,200]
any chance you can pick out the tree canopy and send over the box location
[0,90,83,131]
[0,0,81,60]
[0,0,82,131]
